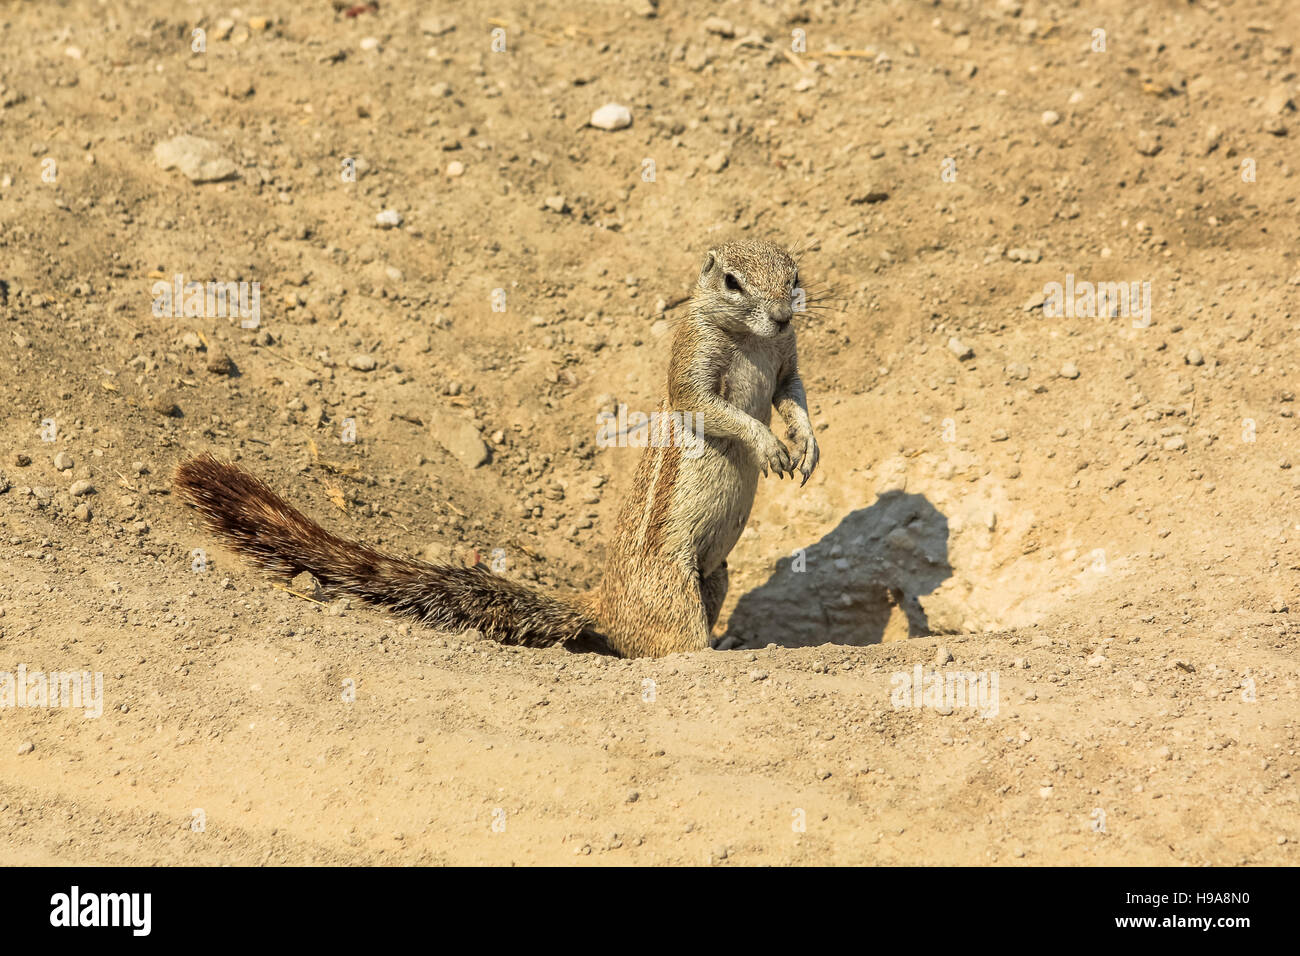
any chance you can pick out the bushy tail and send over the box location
[173,454,606,650]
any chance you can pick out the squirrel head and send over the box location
[694,238,801,338]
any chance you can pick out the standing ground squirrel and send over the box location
[174,238,819,658]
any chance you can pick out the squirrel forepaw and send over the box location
[796,433,819,486]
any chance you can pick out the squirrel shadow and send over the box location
[719,491,954,650]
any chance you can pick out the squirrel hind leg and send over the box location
[601,557,712,658]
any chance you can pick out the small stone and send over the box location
[1041,110,1061,126]
[1163,436,1187,451]
[427,407,490,469]
[1005,362,1030,381]
[69,479,94,497]
[420,16,456,36]
[206,351,234,375]
[73,502,92,521]
[1134,129,1162,156]
[705,150,729,173]
[249,15,270,31]
[1060,361,1080,379]
[1185,348,1204,366]
[375,209,403,229]
[947,337,974,360]
[935,645,953,665]
[1156,746,1172,761]
[290,571,323,599]
[703,16,735,37]
[625,790,639,803]
[543,195,569,214]
[360,36,381,52]
[154,135,239,184]
[151,395,181,417]
[446,160,465,177]
[16,741,34,756]
[590,103,632,131]
[749,669,768,682]
[181,331,203,350]
[348,354,377,372]
[54,452,73,471]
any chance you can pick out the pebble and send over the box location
[590,103,632,131]
[206,351,234,375]
[704,150,729,173]
[427,406,490,469]
[749,669,768,682]
[703,16,735,37]
[290,571,324,599]
[348,354,377,372]
[73,502,92,521]
[446,160,465,177]
[1041,110,1061,126]
[360,37,381,52]
[1185,349,1204,366]
[947,337,974,360]
[16,741,34,755]
[375,209,403,229]
[1163,436,1187,451]
[935,645,953,665]
[151,395,180,417]
[154,135,238,184]
[54,452,73,471]
[1134,129,1162,156]
[1060,361,1080,379]
[69,479,94,497]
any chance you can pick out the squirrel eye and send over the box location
[724,273,743,292]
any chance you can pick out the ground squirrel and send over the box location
[175,238,819,658]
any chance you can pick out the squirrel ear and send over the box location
[699,251,719,284]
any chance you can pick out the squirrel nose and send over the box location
[769,301,793,324]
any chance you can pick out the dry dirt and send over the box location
[1,0,1299,865]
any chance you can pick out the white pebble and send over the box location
[590,103,632,131]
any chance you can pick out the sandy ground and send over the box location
[1,0,1298,865]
